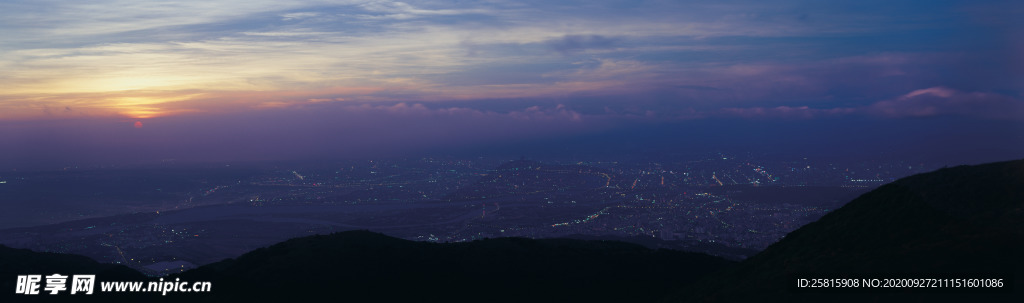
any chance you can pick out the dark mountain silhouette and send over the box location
[3,231,732,302]
[561,233,759,261]
[667,159,1024,302]
[445,159,612,201]
[172,230,732,302]
[0,245,147,302]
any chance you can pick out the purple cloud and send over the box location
[719,106,856,119]
[869,87,1024,119]
[544,35,619,55]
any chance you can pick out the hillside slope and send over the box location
[175,230,732,302]
[668,159,1024,302]
[0,245,148,302]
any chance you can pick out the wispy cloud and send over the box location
[869,87,1024,119]
[0,0,1016,121]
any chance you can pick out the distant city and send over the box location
[0,153,941,275]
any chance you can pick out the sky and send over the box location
[1,0,1022,169]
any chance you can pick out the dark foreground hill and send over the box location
[173,231,732,302]
[5,232,732,302]
[3,232,732,302]
[0,245,147,302]
[667,159,1024,302]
